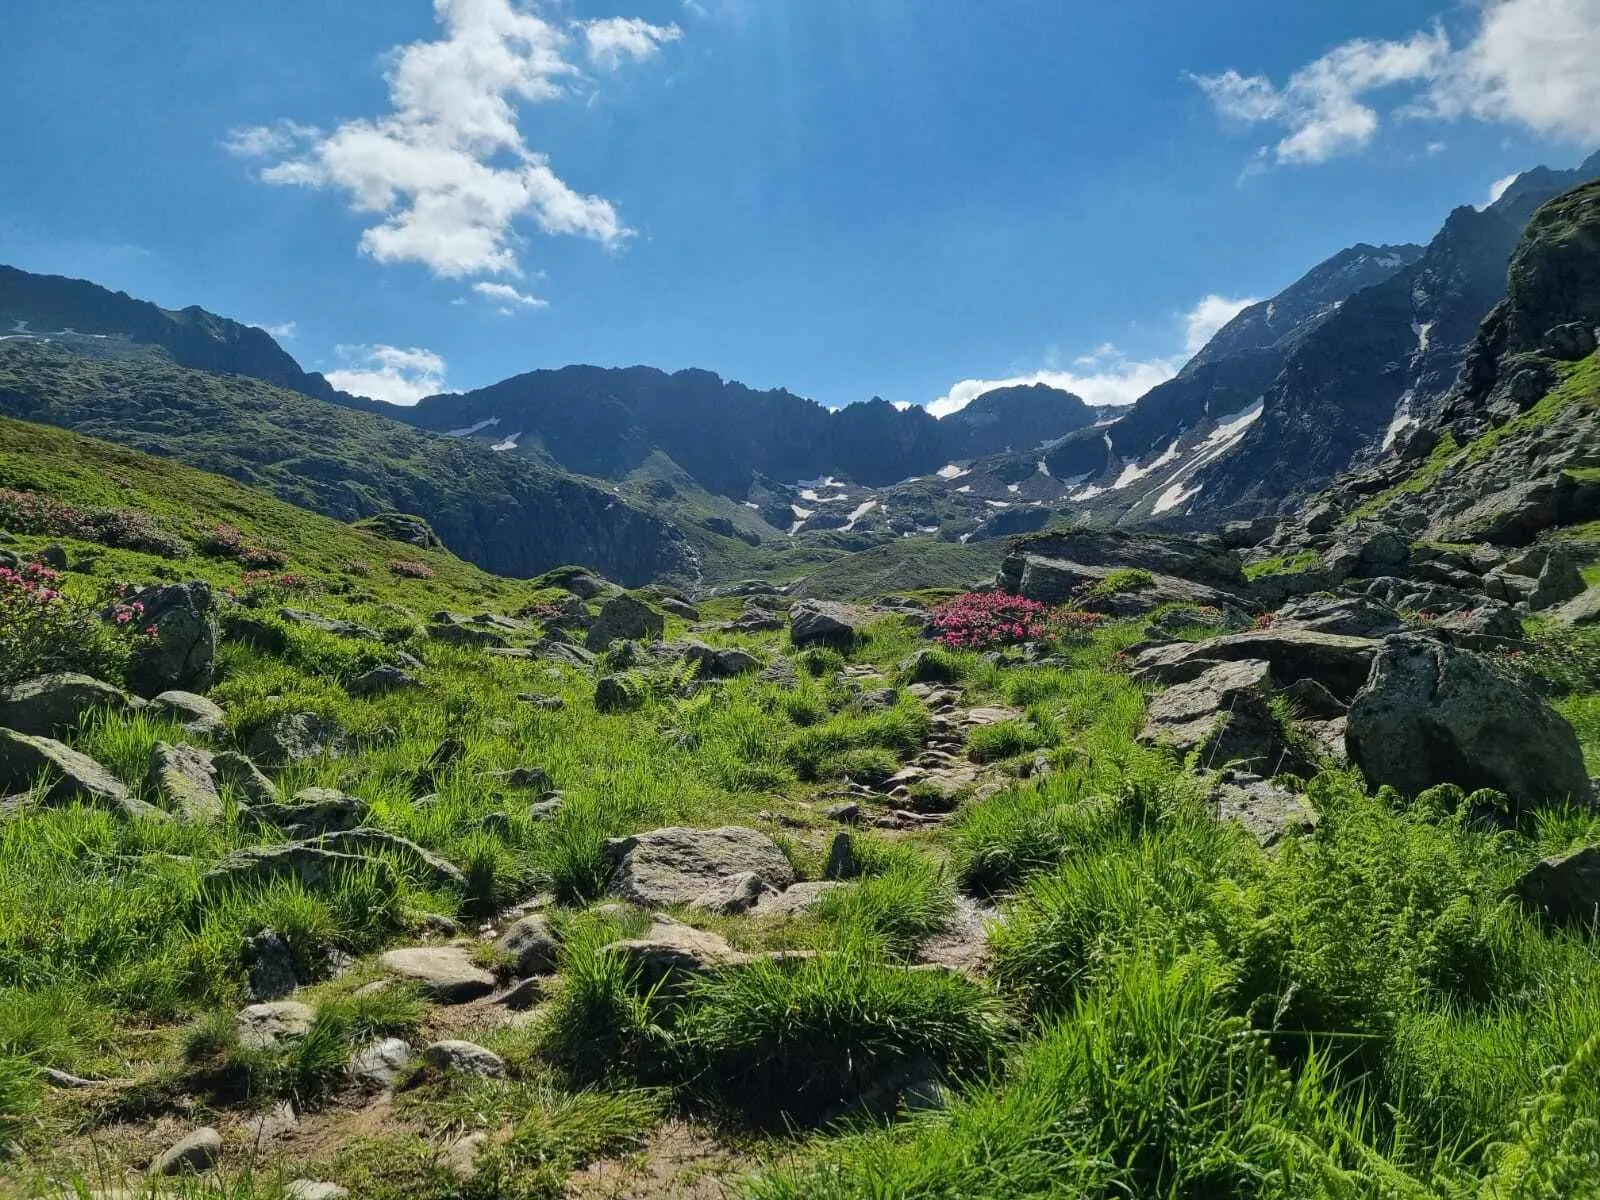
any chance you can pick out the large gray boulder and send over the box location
[0,729,162,820]
[1553,585,1600,627]
[604,825,797,907]
[212,751,278,804]
[599,915,742,991]
[203,843,395,894]
[495,914,561,977]
[125,582,218,698]
[1513,846,1600,926]
[152,1127,223,1176]
[1346,634,1591,811]
[1139,659,1301,775]
[148,742,224,823]
[0,674,132,737]
[149,691,226,737]
[1130,629,1379,702]
[1005,557,1248,618]
[422,1039,506,1077]
[1272,596,1403,639]
[380,948,495,1003]
[246,711,342,769]
[788,600,867,648]
[236,1001,315,1052]
[1210,773,1318,849]
[584,594,665,651]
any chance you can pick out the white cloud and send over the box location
[1194,0,1600,166]
[473,280,548,311]
[1486,172,1521,207]
[584,17,682,69]
[326,344,451,406]
[229,0,679,280]
[255,321,298,340]
[928,292,1263,418]
[1184,294,1259,354]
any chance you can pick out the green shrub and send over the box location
[814,860,956,956]
[965,718,1048,765]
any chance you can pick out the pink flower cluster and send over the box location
[198,523,288,569]
[929,592,1053,650]
[0,488,190,558]
[0,564,150,686]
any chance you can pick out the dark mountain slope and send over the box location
[0,342,692,585]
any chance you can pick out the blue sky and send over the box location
[3,0,1597,412]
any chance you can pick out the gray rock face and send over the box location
[1346,634,1591,810]
[604,825,796,907]
[203,843,395,895]
[350,1037,413,1090]
[422,1040,507,1077]
[380,947,496,1002]
[756,880,850,916]
[1553,585,1600,627]
[0,674,131,737]
[1000,529,1246,588]
[1541,321,1598,361]
[1273,596,1403,639]
[152,1127,223,1176]
[148,742,224,823]
[243,929,298,1001]
[585,594,665,651]
[126,582,218,698]
[1140,659,1299,775]
[789,600,867,648]
[251,788,368,837]
[316,828,466,889]
[346,666,422,697]
[495,914,561,977]
[428,614,511,648]
[1006,556,1247,617]
[212,751,278,804]
[683,641,761,678]
[246,711,342,768]
[1130,629,1379,702]
[279,608,381,640]
[0,729,161,820]
[1210,773,1318,849]
[600,916,742,990]
[149,691,226,737]
[1514,846,1600,926]
[236,1001,315,1051]
[688,870,774,915]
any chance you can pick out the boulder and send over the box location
[246,711,342,768]
[1513,846,1600,926]
[594,674,645,714]
[1273,596,1403,639]
[0,729,161,820]
[1346,634,1591,811]
[125,582,218,698]
[1210,773,1318,849]
[1322,526,1410,581]
[148,742,223,823]
[250,788,368,837]
[1129,629,1379,702]
[585,594,665,651]
[1553,585,1600,627]
[236,1001,315,1052]
[317,828,466,889]
[423,1040,507,1078]
[379,947,496,1003]
[491,766,554,791]
[346,666,422,697]
[789,600,867,648]
[1004,556,1248,616]
[243,929,298,1001]
[998,529,1245,588]
[1540,322,1598,361]
[152,1127,223,1176]
[349,1037,413,1090]
[0,674,131,737]
[495,914,561,977]
[604,826,796,907]
[149,691,226,737]
[279,608,380,640]
[1219,518,1277,550]
[1139,659,1300,775]
[756,880,850,917]
[688,871,774,916]
[212,751,278,804]
[683,641,761,678]
[428,615,510,648]
[203,844,395,895]
[286,1182,350,1200]
[824,831,862,880]
[600,916,742,990]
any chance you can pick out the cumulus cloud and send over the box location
[1193,0,1600,166]
[326,344,451,406]
[1184,294,1259,354]
[227,0,679,280]
[255,321,298,340]
[473,280,548,311]
[928,294,1262,418]
[584,17,682,68]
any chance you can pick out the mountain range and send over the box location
[0,147,1596,587]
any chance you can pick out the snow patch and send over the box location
[841,500,878,531]
[489,432,521,452]
[936,463,970,480]
[1382,390,1418,451]
[791,505,814,520]
[1412,321,1435,355]
[1153,481,1203,515]
[446,417,500,438]
[1070,485,1107,502]
[1112,440,1180,490]
[985,500,1011,509]
[956,485,973,495]
[1007,483,1021,494]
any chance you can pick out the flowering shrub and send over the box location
[232,571,315,606]
[519,601,569,625]
[341,560,374,577]
[389,559,435,580]
[196,523,288,569]
[0,488,190,559]
[929,592,1052,650]
[1252,612,1277,631]
[1050,610,1109,640]
[0,565,147,686]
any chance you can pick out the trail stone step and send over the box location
[379,947,495,1002]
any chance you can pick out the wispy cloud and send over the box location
[1184,294,1258,354]
[1193,0,1600,167]
[326,343,451,406]
[254,320,298,340]
[472,280,548,312]
[224,0,680,282]
[1485,172,1521,207]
